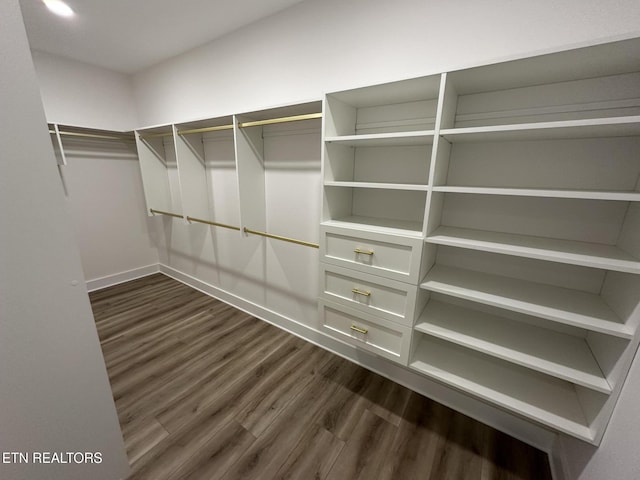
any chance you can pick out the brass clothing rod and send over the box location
[178,124,234,135]
[243,227,319,249]
[141,113,322,137]
[187,216,241,231]
[150,208,183,219]
[49,129,134,141]
[139,131,173,139]
[238,112,322,129]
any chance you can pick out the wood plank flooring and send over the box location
[90,273,553,480]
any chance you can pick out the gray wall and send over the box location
[0,1,129,479]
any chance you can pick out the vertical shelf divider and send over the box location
[235,115,266,233]
[424,73,453,239]
[52,123,67,166]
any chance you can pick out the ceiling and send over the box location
[19,0,308,74]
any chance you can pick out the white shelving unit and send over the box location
[320,36,640,445]
[322,75,440,236]
[127,36,640,448]
[318,76,441,364]
[410,37,640,445]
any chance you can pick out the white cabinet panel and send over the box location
[319,300,412,365]
[320,225,424,283]
[319,263,425,326]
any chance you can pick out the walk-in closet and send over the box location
[4,1,640,479]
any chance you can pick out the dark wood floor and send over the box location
[90,273,552,480]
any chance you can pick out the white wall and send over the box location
[32,50,138,131]
[129,1,640,479]
[0,1,129,479]
[58,138,160,289]
[30,52,159,287]
[557,346,640,480]
[133,0,640,126]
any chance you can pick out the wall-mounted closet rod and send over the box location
[48,128,134,141]
[238,112,322,129]
[140,112,322,138]
[187,216,241,231]
[139,131,173,139]
[243,227,319,249]
[178,124,234,135]
[150,208,183,219]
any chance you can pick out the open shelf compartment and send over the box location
[426,225,640,274]
[415,299,611,393]
[442,37,640,130]
[420,264,631,338]
[410,335,596,442]
[325,75,441,137]
[323,187,427,237]
[324,137,432,191]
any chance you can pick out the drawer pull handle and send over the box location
[352,288,371,297]
[350,325,368,335]
[354,248,374,256]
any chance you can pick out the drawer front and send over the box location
[319,300,411,365]
[320,225,423,283]
[320,264,421,326]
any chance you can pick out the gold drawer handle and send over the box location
[352,288,371,297]
[354,248,374,256]
[350,325,368,335]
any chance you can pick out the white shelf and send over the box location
[440,116,640,142]
[325,131,435,147]
[410,336,594,442]
[432,186,640,202]
[426,226,640,274]
[322,216,423,237]
[420,265,631,338]
[415,300,611,393]
[325,181,429,191]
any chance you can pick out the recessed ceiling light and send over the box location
[43,0,74,17]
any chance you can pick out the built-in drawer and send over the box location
[320,225,424,283]
[318,299,412,365]
[319,264,428,326]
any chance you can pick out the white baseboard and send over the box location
[86,264,160,292]
[158,263,557,454]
